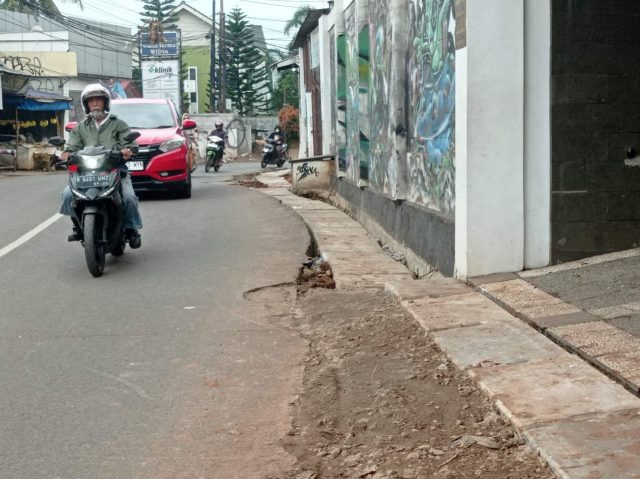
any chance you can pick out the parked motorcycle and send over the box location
[49,132,141,277]
[205,135,225,172]
[261,134,288,168]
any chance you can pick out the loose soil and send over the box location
[271,286,553,479]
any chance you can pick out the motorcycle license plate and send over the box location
[126,161,144,171]
[76,174,110,188]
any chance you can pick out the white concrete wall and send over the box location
[0,31,69,51]
[297,46,309,158]
[455,0,525,278]
[177,11,211,47]
[319,14,334,156]
[524,0,551,269]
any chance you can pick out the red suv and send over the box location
[109,98,196,198]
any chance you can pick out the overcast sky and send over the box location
[56,0,325,53]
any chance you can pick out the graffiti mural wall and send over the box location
[334,0,455,214]
[406,0,456,215]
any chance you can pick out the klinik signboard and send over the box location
[141,60,180,107]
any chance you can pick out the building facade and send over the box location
[296,0,640,278]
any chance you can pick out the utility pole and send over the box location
[219,0,226,112]
[209,0,216,112]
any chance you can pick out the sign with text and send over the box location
[141,59,180,108]
[140,31,180,58]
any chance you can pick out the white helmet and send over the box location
[81,83,111,114]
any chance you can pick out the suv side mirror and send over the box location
[182,119,197,130]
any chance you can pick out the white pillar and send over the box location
[524,0,551,269]
[455,0,525,278]
[319,15,333,155]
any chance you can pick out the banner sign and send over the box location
[141,59,181,108]
[140,31,180,58]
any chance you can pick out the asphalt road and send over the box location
[0,162,309,478]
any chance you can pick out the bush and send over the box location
[278,105,299,140]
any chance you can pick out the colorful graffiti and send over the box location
[406,0,456,214]
[334,0,455,214]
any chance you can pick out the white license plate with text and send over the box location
[126,161,144,171]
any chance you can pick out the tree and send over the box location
[284,6,311,36]
[271,70,299,112]
[139,0,179,31]
[284,6,311,53]
[0,0,70,16]
[223,8,270,115]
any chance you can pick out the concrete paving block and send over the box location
[467,272,519,286]
[385,277,472,301]
[480,279,581,319]
[470,357,640,430]
[260,188,291,197]
[402,292,514,332]
[547,321,635,355]
[432,317,564,369]
[532,311,600,329]
[524,409,640,479]
[334,273,412,290]
[591,350,640,392]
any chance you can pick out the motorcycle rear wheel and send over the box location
[111,232,126,257]
[83,215,105,277]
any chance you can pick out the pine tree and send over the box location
[139,0,179,31]
[223,8,270,115]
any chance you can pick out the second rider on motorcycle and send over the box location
[59,84,143,249]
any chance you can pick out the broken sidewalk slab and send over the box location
[385,277,472,301]
[479,279,581,321]
[333,273,412,290]
[469,356,640,430]
[524,409,640,479]
[402,292,515,332]
[432,316,566,369]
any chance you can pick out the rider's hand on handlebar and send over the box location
[121,147,134,160]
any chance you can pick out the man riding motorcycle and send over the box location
[59,84,143,249]
[208,121,228,144]
[268,125,285,160]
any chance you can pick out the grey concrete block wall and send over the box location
[334,178,455,277]
[552,0,640,263]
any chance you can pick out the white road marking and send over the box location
[0,213,63,259]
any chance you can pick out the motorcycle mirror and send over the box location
[64,121,78,132]
[627,147,636,159]
[182,119,197,130]
[48,136,66,147]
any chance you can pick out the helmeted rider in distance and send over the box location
[268,125,285,159]
[59,83,143,248]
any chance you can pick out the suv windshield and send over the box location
[110,103,176,129]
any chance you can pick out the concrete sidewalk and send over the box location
[255,170,640,479]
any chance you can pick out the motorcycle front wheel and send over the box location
[83,215,105,277]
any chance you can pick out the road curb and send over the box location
[253,173,640,478]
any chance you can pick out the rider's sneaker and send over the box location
[126,229,142,249]
[68,227,82,242]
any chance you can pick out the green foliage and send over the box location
[284,6,311,53]
[223,7,270,116]
[139,0,179,29]
[271,71,299,112]
[0,0,64,16]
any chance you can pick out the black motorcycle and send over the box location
[49,132,141,277]
[261,133,288,168]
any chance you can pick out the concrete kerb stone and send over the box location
[253,175,640,478]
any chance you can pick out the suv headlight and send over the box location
[80,153,108,170]
[159,138,185,152]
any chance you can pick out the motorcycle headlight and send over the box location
[159,138,185,152]
[80,153,108,170]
